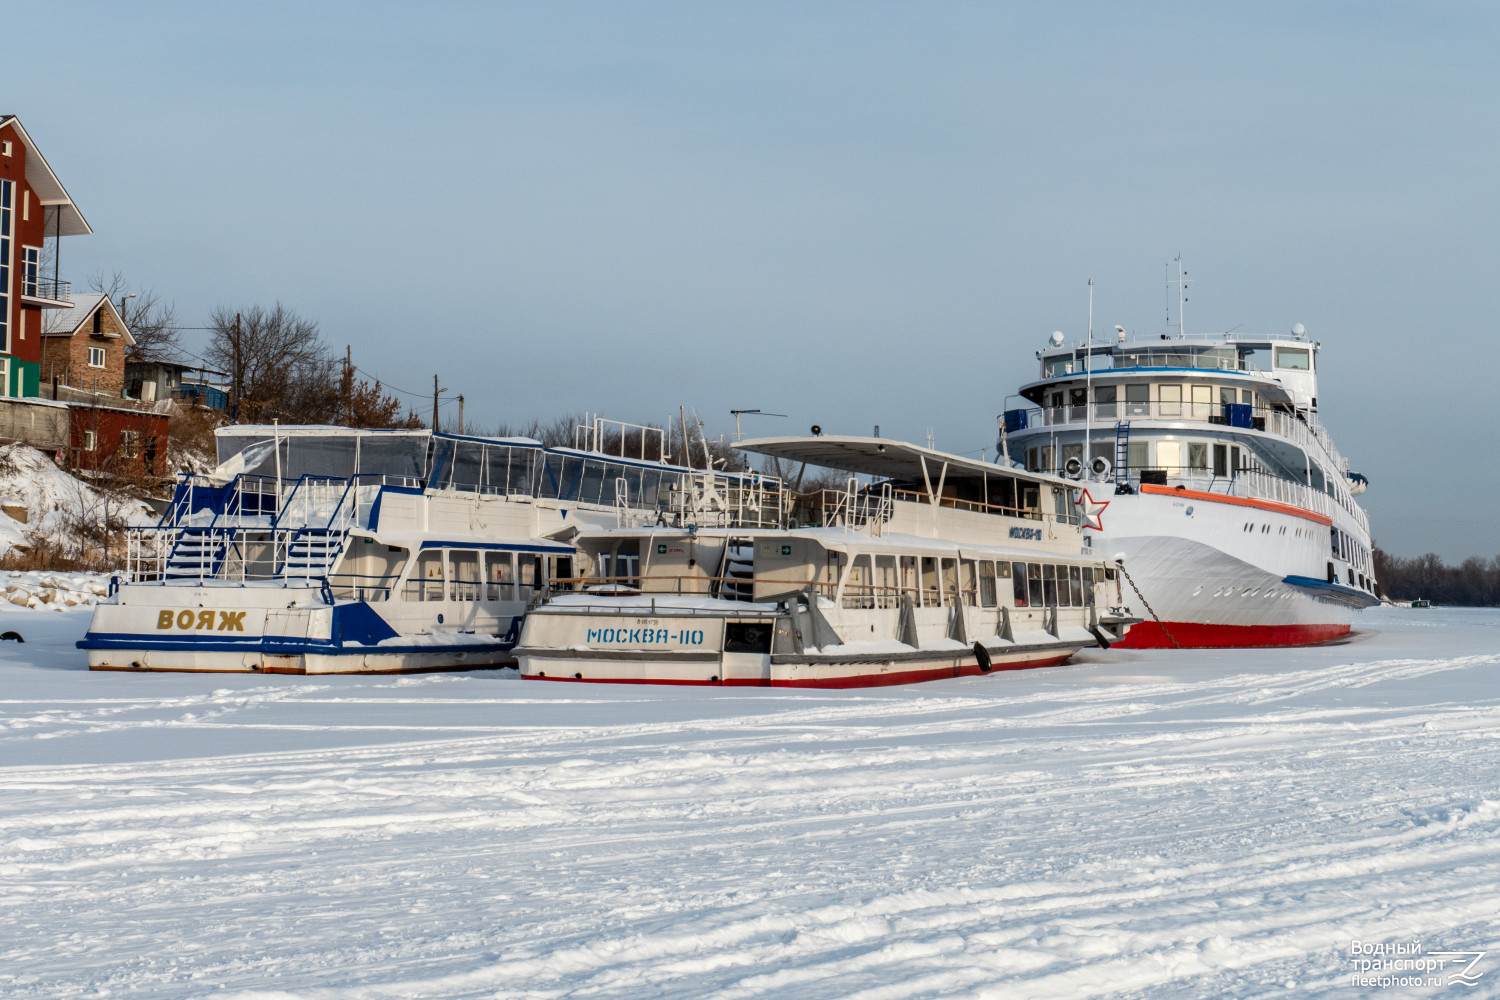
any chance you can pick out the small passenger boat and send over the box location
[80,419,764,674]
[514,436,1137,687]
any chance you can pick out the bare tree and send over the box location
[87,270,182,363]
[205,304,339,423]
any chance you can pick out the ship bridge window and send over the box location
[1275,346,1311,370]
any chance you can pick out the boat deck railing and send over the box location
[1007,400,1350,477]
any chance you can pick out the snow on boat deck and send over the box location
[2,604,1498,998]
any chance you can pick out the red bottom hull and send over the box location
[1115,621,1352,649]
[522,653,1076,688]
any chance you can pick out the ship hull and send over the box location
[1094,489,1372,649]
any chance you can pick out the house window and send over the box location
[92,311,102,335]
[83,430,97,452]
[21,246,38,297]
[121,430,140,458]
[88,347,106,368]
[1,141,10,156]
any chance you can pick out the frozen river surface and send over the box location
[2,604,1499,999]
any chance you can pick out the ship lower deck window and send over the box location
[405,550,445,601]
[960,559,977,606]
[449,551,481,601]
[1126,384,1150,416]
[1069,566,1083,606]
[978,561,996,608]
[487,552,516,600]
[1082,566,1095,606]
[1028,563,1043,608]
[921,557,941,608]
[1012,562,1029,607]
[1188,443,1208,470]
[843,554,874,609]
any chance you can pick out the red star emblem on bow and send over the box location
[1076,488,1109,531]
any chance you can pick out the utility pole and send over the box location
[344,345,352,426]
[457,394,464,435]
[230,312,242,421]
[432,374,446,432]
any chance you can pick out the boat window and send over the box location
[1021,483,1040,517]
[1126,441,1147,472]
[875,555,898,609]
[1188,443,1208,470]
[404,549,444,602]
[941,558,960,607]
[899,556,918,606]
[451,443,483,491]
[1011,562,1028,607]
[1082,566,1095,606]
[1042,564,1058,607]
[1213,444,1228,477]
[1219,386,1236,408]
[1159,384,1182,417]
[992,476,1017,513]
[1156,441,1181,472]
[449,550,481,601]
[1191,385,1212,420]
[844,554,873,609]
[1125,383,1150,416]
[579,459,606,505]
[486,551,515,601]
[959,559,977,606]
[1094,384,1117,419]
[978,561,996,608]
[1028,563,1043,608]
[1069,566,1083,607]
[519,554,541,595]
[1275,346,1310,370]
[921,557,941,608]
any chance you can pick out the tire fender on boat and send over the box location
[973,641,992,673]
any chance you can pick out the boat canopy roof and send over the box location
[735,435,1068,487]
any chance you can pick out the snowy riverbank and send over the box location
[2,605,1498,998]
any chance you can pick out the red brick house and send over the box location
[0,115,91,398]
[41,292,133,396]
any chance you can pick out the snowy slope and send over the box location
[0,444,156,557]
[2,606,1499,998]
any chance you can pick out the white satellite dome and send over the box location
[1291,323,1306,338]
[1049,330,1065,346]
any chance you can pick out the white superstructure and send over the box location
[1001,323,1378,647]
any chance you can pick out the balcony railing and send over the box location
[1006,401,1351,477]
[21,276,71,303]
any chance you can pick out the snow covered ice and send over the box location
[3,605,1500,998]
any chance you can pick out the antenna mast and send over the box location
[1084,277,1093,482]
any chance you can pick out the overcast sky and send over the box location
[10,2,1496,559]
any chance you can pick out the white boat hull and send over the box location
[1093,487,1375,648]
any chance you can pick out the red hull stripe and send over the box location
[523,653,1075,688]
[1139,483,1333,526]
[1115,620,1350,649]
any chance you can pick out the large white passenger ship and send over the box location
[1002,323,1378,648]
[80,420,764,673]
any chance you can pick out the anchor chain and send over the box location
[1115,558,1181,649]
